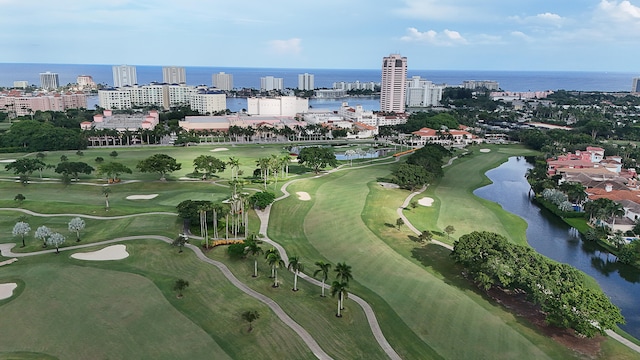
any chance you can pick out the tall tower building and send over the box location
[633,77,640,94]
[260,76,284,91]
[380,54,407,113]
[40,71,59,90]
[112,65,137,87]
[298,73,314,90]
[162,66,186,84]
[212,72,234,91]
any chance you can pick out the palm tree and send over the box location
[264,247,278,278]
[330,280,348,317]
[241,310,260,332]
[244,235,263,277]
[266,250,285,288]
[227,157,240,181]
[608,201,626,228]
[280,154,291,179]
[287,255,304,291]
[334,262,352,309]
[198,203,212,248]
[101,186,112,210]
[313,261,332,297]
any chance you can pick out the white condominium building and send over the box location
[112,65,137,87]
[189,91,227,115]
[40,72,59,90]
[98,84,203,110]
[162,66,186,84]
[406,76,444,108]
[212,72,234,91]
[633,77,640,94]
[380,54,407,113]
[247,96,308,116]
[298,73,314,90]
[260,76,284,91]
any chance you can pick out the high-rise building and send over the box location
[77,75,96,89]
[406,76,444,108]
[380,54,407,113]
[260,76,284,91]
[112,65,137,87]
[13,81,29,89]
[162,66,186,84]
[633,77,640,94]
[298,73,314,90]
[40,72,59,90]
[212,72,234,91]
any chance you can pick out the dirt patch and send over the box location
[0,283,17,300]
[487,287,604,358]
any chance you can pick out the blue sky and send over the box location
[1,0,640,71]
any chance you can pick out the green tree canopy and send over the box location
[297,146,337,174]
[97,162,132,182]
[137,154,182,180]
[55,161,94,181]
[193,155,226,179]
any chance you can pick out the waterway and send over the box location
[473,156,640,339]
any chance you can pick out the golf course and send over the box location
[0,143,638,359]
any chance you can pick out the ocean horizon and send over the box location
[0,62,638,93]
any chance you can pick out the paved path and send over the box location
[0,208,176,220]
[0,236,332,360]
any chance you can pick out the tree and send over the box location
[313,261,332,297]
[392,163,431,190]
[396,217,405,230]
[14,193,25,204]
[173,234,188,253]
[173,279,189,298]
[266,250,285,288]
[35,225,52,248]
[444,225,456,240]
[297,146,338,174]
[102,187,112,210]
[287,255,304,291]
[5,158,46,184]
[193,155,226,180]
[249,191,276,210]
[95,156,104,163]
[55,161,94,182]
[137,154,182,180]
[12,221,30,248]
[334,262,352,309]
[47,232,65,254]
[330,281,348,317]
[227,157,241,180]
[244,235,263,277]
[109,151,118,158]
[418,230,433,244]
[97,162,132,182]
[241,310,260,332]
[68,217,85,242]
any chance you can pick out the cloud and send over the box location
[401,27,468,46]
[267,38,302,55]
[394,0,474,20]
[510,31,534,42]
[509,12,566,27]
[598,0,640,20]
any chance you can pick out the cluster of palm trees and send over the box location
[255,154,292,189]
[584,197,626,229]
[241,235,354,317]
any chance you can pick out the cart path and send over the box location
[0,208,176,219]
[0,236,332,360]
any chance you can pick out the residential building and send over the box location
[98,83,205,110]
[380,54,407,113]
[337,102,376,127]
[409,127,479,146]
[40,72,59,90]
[76,75,96,89]
[633,77,640,94]
[0,91,87,116]
[247,96,308,116]
[298,73,314,90]
[333,81,379,91]
[98,89,132,110]
[189,91,227,115]
[405,76,444,107]
[162,66,186,84]
[112,65,137,87]
[462,80,500,91]
[314,89,346,98]
[260,76,284,91]
[13,81,29,89]
[212,72,233,91]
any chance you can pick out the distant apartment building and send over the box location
[380,54,407,113]
[76,75,96,89]
[333,81,379,91]
[0,91,87,116]
[162,66,186,84]
[260,76,284,91]
[337,102,376,126]
[633,77,640,94]
[189,91,227,115]
[212,72,234,91]
[13,81,29,89]
[462,80,500,91]
[405,76,444,107]
[98,83,217,111]
[247,96,308,116]
[314,89,347,98]
[298,73,314,90]
[112,65,137,87]
[40,72,59,90]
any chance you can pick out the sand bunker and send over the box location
[0,258,18,267]
[0,159,16,163]
[210,148,229,152]
[418,197,434,206]
[296,192,311,201]
[71,244,129,261]
[126,194,158,200]
[479,149,491,153]
[0,283,17,300]
[378,182,400,189]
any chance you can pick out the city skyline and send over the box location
[1,1,640,72]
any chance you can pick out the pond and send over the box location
[474,156,640,339]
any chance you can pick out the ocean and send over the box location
[0,63,637,93]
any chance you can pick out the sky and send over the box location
[1,0,640,72]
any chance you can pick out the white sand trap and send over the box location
[210,148,229,152]
[296,192,311,201]
[0,283,17,300]
[378,182,400,189]
[71,244,129,261]
[479,148,491,153]
[0,159,16,163]
[418,197,434,206]
[126,194,158,200]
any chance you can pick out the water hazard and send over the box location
[474,156,640,339]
